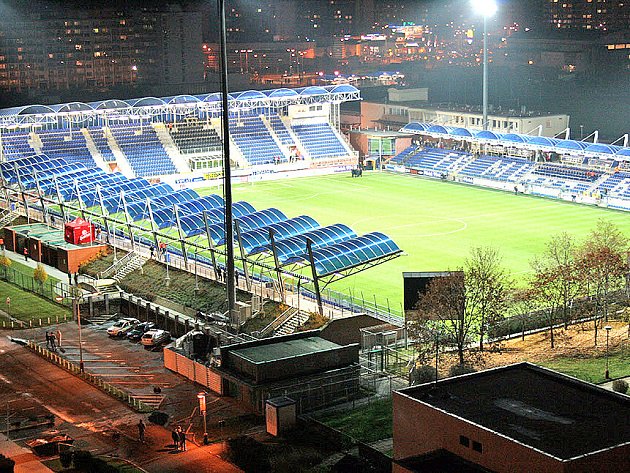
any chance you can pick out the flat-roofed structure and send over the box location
[164,330,360,414]
[393,363,630,473]
[4,223,106,274]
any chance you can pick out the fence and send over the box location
[1,266,73,307]
[27,340,152,413]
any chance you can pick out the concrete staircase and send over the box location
[104,127,135,178]
[274,310,310,336]
[99,251,146,282]
[152,123,190,173]
[0,210,20,228]
[81,128,110,172]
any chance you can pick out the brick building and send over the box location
[393,363,630,473]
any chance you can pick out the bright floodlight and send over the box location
[471,0,497,17]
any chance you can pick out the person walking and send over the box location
[49,332,56,351]
[171,428,179,451]
[138,419,146,443]
[177,426,186,451]
[23,246,28,261]
[150,245,155,259]
[45,331,51,349]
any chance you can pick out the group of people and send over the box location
[150,242,168,260]
[45,330,61,351]
[171,426,187,451]
[134,421,187,451]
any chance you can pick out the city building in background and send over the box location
[0,2,203,96]
[545,0,630,32]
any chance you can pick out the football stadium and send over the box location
[1,85,630,321]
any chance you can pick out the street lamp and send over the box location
[471,0,497,131]
[604,325,612,379]
[197,392,208,445]
[72,287,85,373]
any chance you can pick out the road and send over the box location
[0,329,242,472]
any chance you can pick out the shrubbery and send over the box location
[409,363,436,385]
[612,379,628,394]
[0,453,15,473]
[449,364,477,377]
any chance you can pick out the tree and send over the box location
[578,220,629,327]
[530,259,567,349]
[0,255,11,278]
[464,246,510,351]
[542,232,584,329]
[33,263,48,288]
[411,270,474,365]
[506,287,539,341]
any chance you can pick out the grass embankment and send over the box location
[7,258,61,285]
[539,352,629,384]
[0,278,70,324]
[317,398,393,444]
[80,250,283,321]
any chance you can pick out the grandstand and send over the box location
[0,143,401,318]
[0,85,360,180]
[390,122,630,211]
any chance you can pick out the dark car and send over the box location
[127,322,156,342]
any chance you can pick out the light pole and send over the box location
[604,325,612,379]
[73,287,85,373]
[164,250,170,286]
[197,392,208,445]
[472,0,497,131]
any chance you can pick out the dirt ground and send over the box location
[440,320,629,374]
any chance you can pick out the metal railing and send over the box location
[258,305,297,337]
[99,251,136,279]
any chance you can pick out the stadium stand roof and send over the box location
[310,232,401,277]
[239,215,320,256]
[102,183,174,214]
[151,194,225,229]
[274,224,358,265]
[0,86,361,127]
[401,122,630,159]
[126,188,199,221]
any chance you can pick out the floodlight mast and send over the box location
[218,0,237,322]
[471,0,497,131]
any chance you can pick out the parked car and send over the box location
[127,322,156,342]
[141,329,170,347]
[107,318,140,337]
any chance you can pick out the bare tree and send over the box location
[506,287,539,341]
[464,246,510,351]
[576,220,629,344]
[543,232,584,328]
[411,271,474,365]
[529,262,562,348]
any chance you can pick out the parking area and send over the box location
[29,319,251,428]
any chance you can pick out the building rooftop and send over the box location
[230,336,341,364]
[10,223,99,250]
[398,363,630,460]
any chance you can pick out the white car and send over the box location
[141,329,170,347]
[107,318,140,337]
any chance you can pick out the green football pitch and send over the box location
[199,172,630,311]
